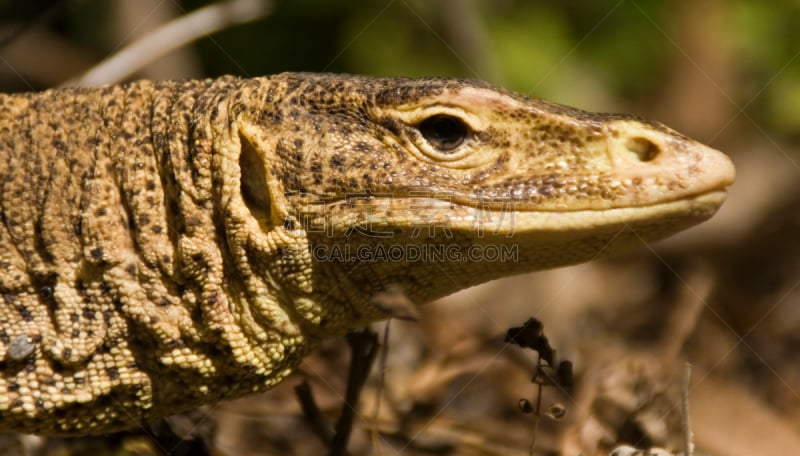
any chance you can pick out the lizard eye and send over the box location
[418,115,469,152]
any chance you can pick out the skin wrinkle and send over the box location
[0,72,733,435]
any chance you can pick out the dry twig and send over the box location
[63,0,273,87]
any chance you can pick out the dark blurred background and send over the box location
[1,0,799,136]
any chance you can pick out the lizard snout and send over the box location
[605,120,735,205]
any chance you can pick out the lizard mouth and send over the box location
[315,179,730,218]
[313,188,728,239]
[439,184,731,213]
[496,189,729,233]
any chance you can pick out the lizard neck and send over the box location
[217,78,388,338]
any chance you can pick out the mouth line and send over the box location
[442,187,730,213]
[315,188,728,217]
[313,190,727,240]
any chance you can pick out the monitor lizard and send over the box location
[0,73,735,435]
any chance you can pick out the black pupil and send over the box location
[419,115,467,152]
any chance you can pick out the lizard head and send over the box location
[229,73,735,331]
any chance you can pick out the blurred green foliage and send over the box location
[1,0,799,134]
[180,0,677,106]
[728,0,800,133]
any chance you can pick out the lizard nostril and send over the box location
[625,137,659,162]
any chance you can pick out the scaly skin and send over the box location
[0,73,734,435]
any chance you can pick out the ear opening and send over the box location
[239,133,272,227]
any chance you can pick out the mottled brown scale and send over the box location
[0,73,733,435]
